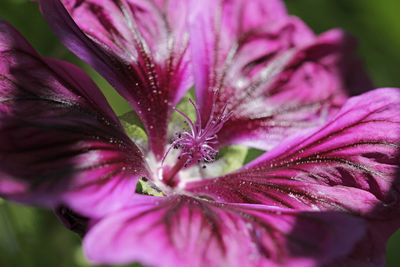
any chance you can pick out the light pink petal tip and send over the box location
[83,195,365,267]
[0,21,148,217]
[38,0,193,158]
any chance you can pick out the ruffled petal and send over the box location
[0,21,148,217]
[83,195,365,267]
[189,0,372,150]
[186,88,400,223]
[38,0,192,158]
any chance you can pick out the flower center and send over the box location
[161,97,231,187]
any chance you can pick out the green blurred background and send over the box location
[1,0,400,266]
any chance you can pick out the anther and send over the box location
[161,95,232,186]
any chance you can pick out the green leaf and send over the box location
[73,246,91,267]
[168,89,196,134]
[135,178,164,197]
[243,148,265,165]
[218,145,248,174]
[119,111,148,149]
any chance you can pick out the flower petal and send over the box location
[83,195,365,267]
[38,0,192,158]
[185,88,400,264]
[189,0,372,150]
[186,88,400,229]
[0,21,148,217]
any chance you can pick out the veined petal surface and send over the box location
[38,0,192,158]
[189,0,372,150]
[186,88,400,265]
[83,195,365,267]
[0,22,148,217]
[187,88,400,214]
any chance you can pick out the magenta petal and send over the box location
[0,22,148,217]
[186,88,400,264]
[83,195,365,267]
[189,0,372,150]
[183,88,400,265]
[290,29,374,97]
[324,220,396,266]
[38,0,192,158]
[186,88,400,218]
[189,0,305,119]
[218,29,374,150]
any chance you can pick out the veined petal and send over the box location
[186,88,400,264]
[0,22,148,217]
[189,0,372,150]
[83,195,365,267]
[38,0,192,158]
[188,87,400,264]
[189,0,301,119]
[187,88,400,212]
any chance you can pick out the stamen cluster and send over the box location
[163,98,231,169]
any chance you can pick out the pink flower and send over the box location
[0,0,399,266]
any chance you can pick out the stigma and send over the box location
[161,96,231,186]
